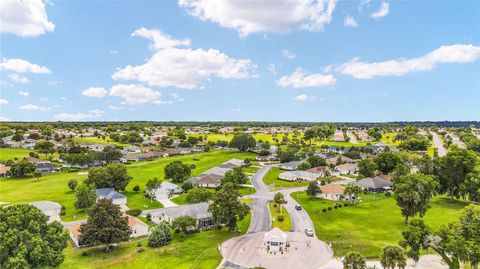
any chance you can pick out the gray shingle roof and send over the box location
[95,188,126,200]
[355,176,393,189]
[145,202,212,220]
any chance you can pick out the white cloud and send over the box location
[277,68,336,88]
[179,0,337,36]
[109,84,168,105]
[0,58,51,74]
[344,15,359,27]
[82,87,108,98]
[108,105,122,110]
[171,93,185,101]
[19,104,51,111]
[60,96,67,100]
[294,94,317,101]
[54,109,105,121]
[267,64,277,74]
[371,2,389,19]
[0,116,11,121]
[339,44,480,79]
[282,49,296,59]
[0,0,55,37]
[112,28,255,89]
[0,99,9,105]
[19,91,29,96]
[8,73,30,83]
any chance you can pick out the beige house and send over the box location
[318,183,345,201]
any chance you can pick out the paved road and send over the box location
[247,165,273,233]
[280,188,314,234]
[431,131,446,157]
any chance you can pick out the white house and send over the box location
[28,201,62,223]
[318,183,345,201]
[154,181,183,200]
[280,161,302,171]
[334,163,359,175]
[142,202,215,230]
[96,188,127,205]
[278,171,318,182]
[263,227,288,254]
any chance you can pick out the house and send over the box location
[28,201,62,223]
[278,171,318,182]
[122,152,144,162]
[36,162,61,173]
[364,143,398,154]
[0,164,10,177]
[355,176,393,192]
[188,174,223,188]
[318,183,345,201]
[154,181,183,200]
[222,158,245,167]
[306,166,332,178]
[334,163,359,175]
[256,155,278,162]
[280,161,302,171]
[68,216,149,248]
[325,146,351,154]
[326,156,355,165]
[143,202,216,229]
[201,166,231,177]
[263,227,288,254]
[95,188,127,205]
[330,130,345,142]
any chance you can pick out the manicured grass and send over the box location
[293,191,469,258]
[73,136,129,146]
[263,167,309,188]
[0,148,32,161]
[170,186,254,205]
[381,132,400,145]
[238,186,256,196]
[243,166,259,174]
[0,150,256,221]
[318,141,369,147]
[170,194,187,205]
[269,202,292,231]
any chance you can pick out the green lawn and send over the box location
[170,186,254,206]
[238,186,256,196]
[381,132,400,145]
[263,167,310,188]
[269,202,292,231]
[293,192,468,258]
[73,136,129,146]
[0,150,256,221]
[60,212,251,269]
[0,148,59,161]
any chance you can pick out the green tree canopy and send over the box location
[208,182,249,231]
[148,223,171,247]
[164,160,192,183]
[85,164,131,191]
[228,134,256,152]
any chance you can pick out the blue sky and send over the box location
[0,0,479,122]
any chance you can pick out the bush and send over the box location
[146,213,152,221]
[277,215,285,222]
[328,207,332,211]
[322,208,327,212]
[344,203,349,207]
[137,242,142,247]
[82,251,89,257]
[137,247,145,253]
[126,209,142,217]
[385,192,392,197]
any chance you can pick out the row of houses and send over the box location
[121,147,202,162]
[186,158,246,188]
[316,176,394,201]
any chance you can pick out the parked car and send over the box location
[304,228,314,237]
[295,204,302,210]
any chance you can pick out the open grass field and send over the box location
[292,191,469,258]
[73,136,129,146]
[60,213,251,269]
[0,148,32,161]
[263,167,310,188]
[170,185,255,206]
[269,202,292,231]
[381,132,399,145]
[0,150,256,221]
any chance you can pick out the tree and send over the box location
[306,181,321,197]
[0,204,68,268]
[307,155,327,167]
[278,149,298,163]
[132,185,140,193]
[182,181,193,192]
[68,179,78,191]
[462,168,480,203]
[9,160,36,177]
[148,223,171,247]
[171,216,198,234]
[145,177,161,201]
[33,169,42,181]
[34,141,55,156]
[344,183,363,205]
[394,174,439,224]
[78,199,131,249]
[438,148,477,202]
[303,129,316,145]
[98,146,122,164]
[208,182,249,231]
[380,245,407,269]
[343,251,367,269]
[357,158,377,178]
[186,188,213,203]
[164,160,192,183]
[222,167,247,186]
[374,152,401,174]
[84,164,131,191]
[274,192,285,206]
[399,219,431,263]
[228,134,256,152]
[74,184,96,210]
[297,161,312,171]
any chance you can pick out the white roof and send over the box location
[264,227,288,242]
[28,201,61,211]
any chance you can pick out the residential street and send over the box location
[431,131,447,156]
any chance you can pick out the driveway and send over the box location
[158,198,177,208]
[431,131,447,157]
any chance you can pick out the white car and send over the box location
[305,228,314,237]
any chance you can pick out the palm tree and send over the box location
[380,246,407,269]
[343,251,367,269]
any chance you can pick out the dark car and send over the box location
[295,204,302,210]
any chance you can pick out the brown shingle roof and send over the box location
[320,183,345,195]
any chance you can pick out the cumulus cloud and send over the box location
[282,49,296,59]
[293,94,317,101]
[82,87,108,98]
[0,0,55,36]
[112,28,255,89]
[109,84,170,105]
[344,15,359,27]
[339,44,480,79]
[0,58,51,74]
[8,73,30,83]
[0,99,9,105]
[54,109,105,121]
[371,1,389,19]
[19,91,29,96]
[277,68,336,88]
[179,0,337,36]
[19,104,51,111]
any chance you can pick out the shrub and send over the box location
[137,247,145,253]
[328,207,332,211]
[277,215,285,222]
[82,251,89,257]
[126,209,142,217]
[137,242,142,247]
[132,185,140,193]
[146,213,152,221]
[385,192,392,197]
[344,203,349,207]
[322,208,327,213]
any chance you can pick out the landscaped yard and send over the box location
[60,213,251,269]
[263,167,310,188]
[292,192,469,258]
[269,202,292,231]
[73,136,129,146]
[0,150,256,221]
